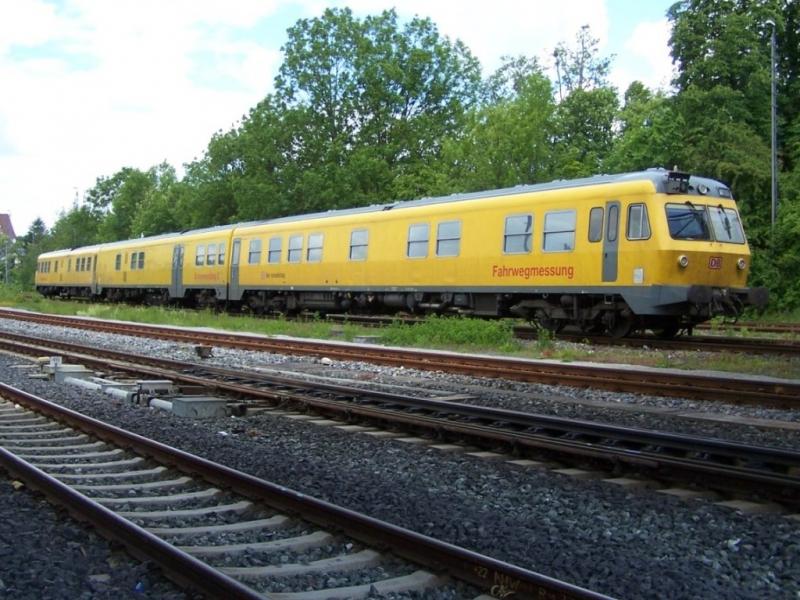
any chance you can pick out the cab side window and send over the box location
[588,207,604,242]
[627,204,651,240]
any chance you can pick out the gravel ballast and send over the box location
[0,319,798,599]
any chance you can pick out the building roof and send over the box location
[0,214,15,240]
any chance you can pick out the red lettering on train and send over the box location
[491,265,575,280]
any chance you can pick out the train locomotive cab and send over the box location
[613,171,767,337]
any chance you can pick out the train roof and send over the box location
[233,169,733,230]
[41,169,733,256]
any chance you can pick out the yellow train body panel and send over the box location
[233,180,749,291]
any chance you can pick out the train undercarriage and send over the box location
[38,283,761,340]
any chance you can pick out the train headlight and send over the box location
[678,255,689,268]
[737,258,747,270]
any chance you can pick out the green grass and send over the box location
[1,286,798,379]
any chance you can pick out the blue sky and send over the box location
[0,0,676,235]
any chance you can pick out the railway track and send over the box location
[0,383,610,600]
[2,332,799,512]
[513,327,800,356]
[696,321,800,335]
[0,308,797,408]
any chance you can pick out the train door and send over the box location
[91,254,98,295]
[229,238,241,301]
[602,201,620,282]
[171,245,184,299]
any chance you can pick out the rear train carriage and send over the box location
[35,246,102,298]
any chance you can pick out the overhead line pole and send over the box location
[767,19,778,230]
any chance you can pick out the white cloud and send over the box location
[612,18,674,93]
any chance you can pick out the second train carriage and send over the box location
[35,169,767,337]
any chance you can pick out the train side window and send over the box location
[543,210,576,252]
[437,221,461,257]
[54,260,59,273]
[207,244,217,266]
[86,257,92,271]
[627,204,651,240]
[349,229,368,260]
[130,253,137,270]
[288,234,303,263]
[218,243,226,265]
[607,204,619,242]
[588,207,604,242]
[248,239,262,264]
[138,252,144,269]
[407,223,429,258]
[196,245,206,266]
[307,233,323,262]
[114,254,121,271]
[503,214,532,254]
[268,237,282,264]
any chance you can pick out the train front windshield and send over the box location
[666,203,745,244]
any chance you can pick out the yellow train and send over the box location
[36,169,767,337]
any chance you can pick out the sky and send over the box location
[0,0,676,236]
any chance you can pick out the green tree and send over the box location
[552,87,619,178]
[606,82,685,172]
[443,65,557,190]
[129,163,184,236]
[552,25,612,102]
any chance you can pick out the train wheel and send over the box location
[535,316,565,334]
[605,310,635,339]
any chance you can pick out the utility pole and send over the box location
[3,238,8,285]
[766,19,778,230]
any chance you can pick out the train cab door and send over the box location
[229,238,241,301]
[602,201,620,282]
[171,244,184,299]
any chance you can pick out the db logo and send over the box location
[708,256,722,269]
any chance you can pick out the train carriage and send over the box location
[36,246,102,298]
[227,170,765,336]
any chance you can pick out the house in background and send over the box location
[0,214,15,241]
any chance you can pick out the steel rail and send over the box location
[513,327,800,356]
[0,309,796,408]
[0,383,611,600]
[2,333,799,509]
